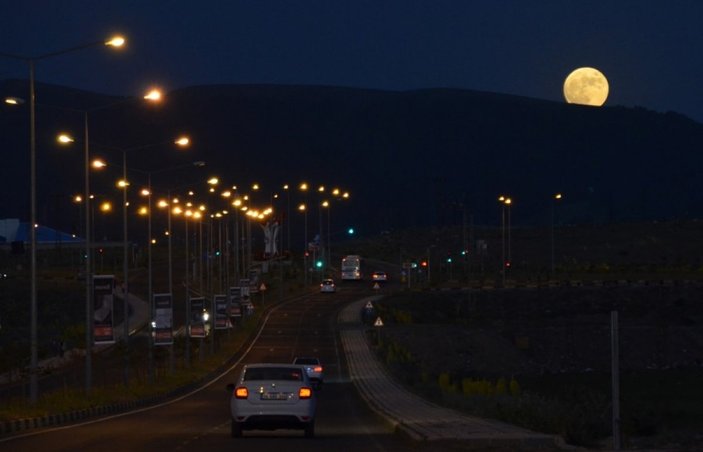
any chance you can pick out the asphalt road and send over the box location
[1,282,447,452]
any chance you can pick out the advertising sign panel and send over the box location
[93,275,115,345]
[214,294,228,329]
[153,293,173,345]
[189,296,206,338]
[228,287,242,319]
[238,279,251,297]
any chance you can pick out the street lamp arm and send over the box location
[1,40,107,62]
[1,36,123,62]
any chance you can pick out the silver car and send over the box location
[292,357,324,389]
[227,363,317,438]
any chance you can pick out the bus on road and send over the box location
[341,255,362,280]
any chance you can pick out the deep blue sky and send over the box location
[2,1,702,122]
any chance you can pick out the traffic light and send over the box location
[446,256,452,263]
[504,260,511,268]
[347,227,355,235]
[420,260,428,267]
[315,260,323,268]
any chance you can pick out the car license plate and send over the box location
[261,392,289,400]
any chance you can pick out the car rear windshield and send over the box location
[293,358,319,365]
[244,367,303,381]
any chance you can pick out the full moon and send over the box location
[563,67,609,106]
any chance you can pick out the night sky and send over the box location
[1,1,702,123]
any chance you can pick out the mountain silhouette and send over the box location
[2,80,702,241]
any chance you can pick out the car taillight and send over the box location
[313,366,323,373]
[235,387,248,399]
[299,387,312,399]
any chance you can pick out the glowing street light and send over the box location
[1,34,128,398]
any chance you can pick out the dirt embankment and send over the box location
[379,285,703,377]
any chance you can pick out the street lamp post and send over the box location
[57,86,163,391]
[551,193,563,280]
[137,160,201,383]
[298,203,308,285]
[498,196,509,286]
[506,197,512,273]
[0,34,125,403]
[184,210,191,366]
[119,150,130,386]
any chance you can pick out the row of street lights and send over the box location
[1,34,126,403]
[496,193,564,284]
[3,32,355,395]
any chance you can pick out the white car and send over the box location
[320,278,336,293]
[293,357,324,388]
[227,363,317,438]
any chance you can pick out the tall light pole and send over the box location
[60,89,165,389]
[498,196,509,286]
[506,197,512,273]
[322,200,330,270]
[1,34,125,403]
[135,158,201,384]
[283,184,291,257]
[551,193,563,280]
[299,182,309,285]
[298,203,308,285]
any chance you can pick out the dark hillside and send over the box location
[2,80,703,240]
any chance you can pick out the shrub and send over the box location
[509,377,521,396]
[495,377,507,395]
[438,372,452,391]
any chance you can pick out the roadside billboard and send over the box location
[189,296,206,338]
[93,275,115,345]
[214,294,228,329]
[153,293,173,345]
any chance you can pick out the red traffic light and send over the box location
[420,261,428,267]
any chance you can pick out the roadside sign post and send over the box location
[374,316,384,345]
[259,283,267,307]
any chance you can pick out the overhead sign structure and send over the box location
[93,275,115,345]
[189,297,206,338]
[153,293,173,345]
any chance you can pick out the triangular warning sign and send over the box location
[365,301,374,309]
[374,317,384,327]
[373,282,380,290]
[259,283,267,291]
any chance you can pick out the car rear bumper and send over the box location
[234,414,314,430]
